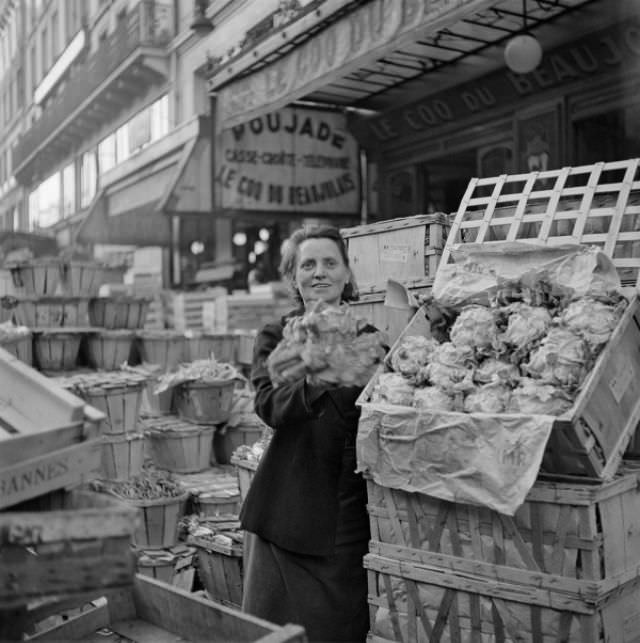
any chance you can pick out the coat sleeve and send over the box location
[251,322,327,430]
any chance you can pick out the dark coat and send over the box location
[239,312,377,556]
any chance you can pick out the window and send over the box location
[150,95,169,141]
[115,123,129,164]
[98,134,116,175]
[80,150,97,208]
[51,11,59,59]
[62,162,76,218]
[38,172,62,228]
[41,26,48,75]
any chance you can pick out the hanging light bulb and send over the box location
[233,231,247,246]
[258,227,270,242]
[504,1,543,74]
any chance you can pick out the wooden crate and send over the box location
[444,158,640,287]
[166,288,226,331]
[231,456,258,503]
[216,294,293,332]
[0,489,139,609]
[359,295,640,480]
[366,467,640,583]
[185,331,238,363]
[27,573,306,642]
[192,535,244,607]
[342,214,449,294]
[365,550,640,643]
[0,348,104,509]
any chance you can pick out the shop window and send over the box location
[129,108,151,153]
[150,95,169,141]
[386,168,416,219]
[115,123,129,164]
[80,150,97,209]
[573,106,640,165]
[62,162,76,218]
[98,134,116,175]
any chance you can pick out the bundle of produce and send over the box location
[90,468,185,500]
[0,320,30,342]
[231,425,273,464]
[267,300,386,387]
[180,514,243,549]
[154,358,242,394]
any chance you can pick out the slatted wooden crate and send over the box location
[166,288,226,331]
[359,295,640,481]
[0,347,104,509]
[0,489,139,609]
[231,456,258,504]
[444,158,640,287]
[342,214,449,294]
[215,294,293,332]
[27,574,306,642]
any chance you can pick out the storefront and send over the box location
[206,0,636,224]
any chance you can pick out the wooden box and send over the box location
[366,468,640,583]
[27,573,306,642]
[0,489,138,608]
[192,535,244,608]
[341,214,449,294]
[0,348,104,509]
[359,296,640,480]
[444,158,640,288]
[365,549,640,643]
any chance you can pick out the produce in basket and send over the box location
[154,358,242,394]
[90,469,185,500]
[267,300,386,387]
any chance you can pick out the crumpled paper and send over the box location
[356,401,554,515]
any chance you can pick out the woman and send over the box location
[240,225,378,643]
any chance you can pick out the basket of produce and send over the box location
[32,328,83,371]
[6,257,62,295]
[267,300,387,388]
[143,416,215,474]
[135,548,190,584]
[92,471,189,549]
[231,433,271,503]
[183,515,244,607]
[12,295,90,327]
[156,359,241,425]
[89,296,151,329]
[84,329,136,370]
[61,259,104,296]
[184,331,238,363]
[0,322,32,365]
[137,329,187,372]
[52,370,147,435]
[101,432,145,480]
[171,468,241,518]
[358,242,640,516]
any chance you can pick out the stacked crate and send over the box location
[342,214,449,345]
[357,158,640,643]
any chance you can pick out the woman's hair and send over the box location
[279,225,359,306]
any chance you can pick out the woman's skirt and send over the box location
[242,531,369,643]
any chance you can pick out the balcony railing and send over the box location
[13,0,173,179]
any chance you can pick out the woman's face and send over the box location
[295,237,351,308]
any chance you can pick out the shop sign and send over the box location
[215,106,360,214]
[360,21,640,145]
[215,0,493,130]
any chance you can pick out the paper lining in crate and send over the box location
[341,213,449,294]
[52,370,148,435]
[444,158,640,288]
[12,295,90,327]
[143,415,215,473]
[84,329,136,370]
[0,488,139,608]
[357,295,640,514]
[136,329,187,372]
[89,295,151,329]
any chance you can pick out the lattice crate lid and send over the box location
[443,158,640,288]
[342,214,449,293]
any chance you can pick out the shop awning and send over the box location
[207,0,601,131]
[76,116,211,246]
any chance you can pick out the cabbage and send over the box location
[560,297,624,350]
[507,378,574,415]
[473,357,520,385]
[371,372,415,406]
[499,303,552,349]
[449,305,498,353]
[425,342,475,392]
[413,386,455,412]
[464,382,511,413]
[390,335,439,384]
[524,327,588,388]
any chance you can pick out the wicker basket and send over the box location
[33,329,83,371]
[213,423,264,465]
[85,330,135,370]
[123,491,190,549]
[101,432,145,480]
[196,490,241,518]
[146,422,215,474]
[0,333,33,366]
[142,375,174,415]
[185,333,237,363]
[13,296,90,327]
[89,296,151,329]
[137,330,186,372]
[192,535,243,607]
[7,258,62,296]
[62,261,104,297]
[175,379,235,425]
[136,549,178,584]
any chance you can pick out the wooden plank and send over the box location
[26,601,111,641]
